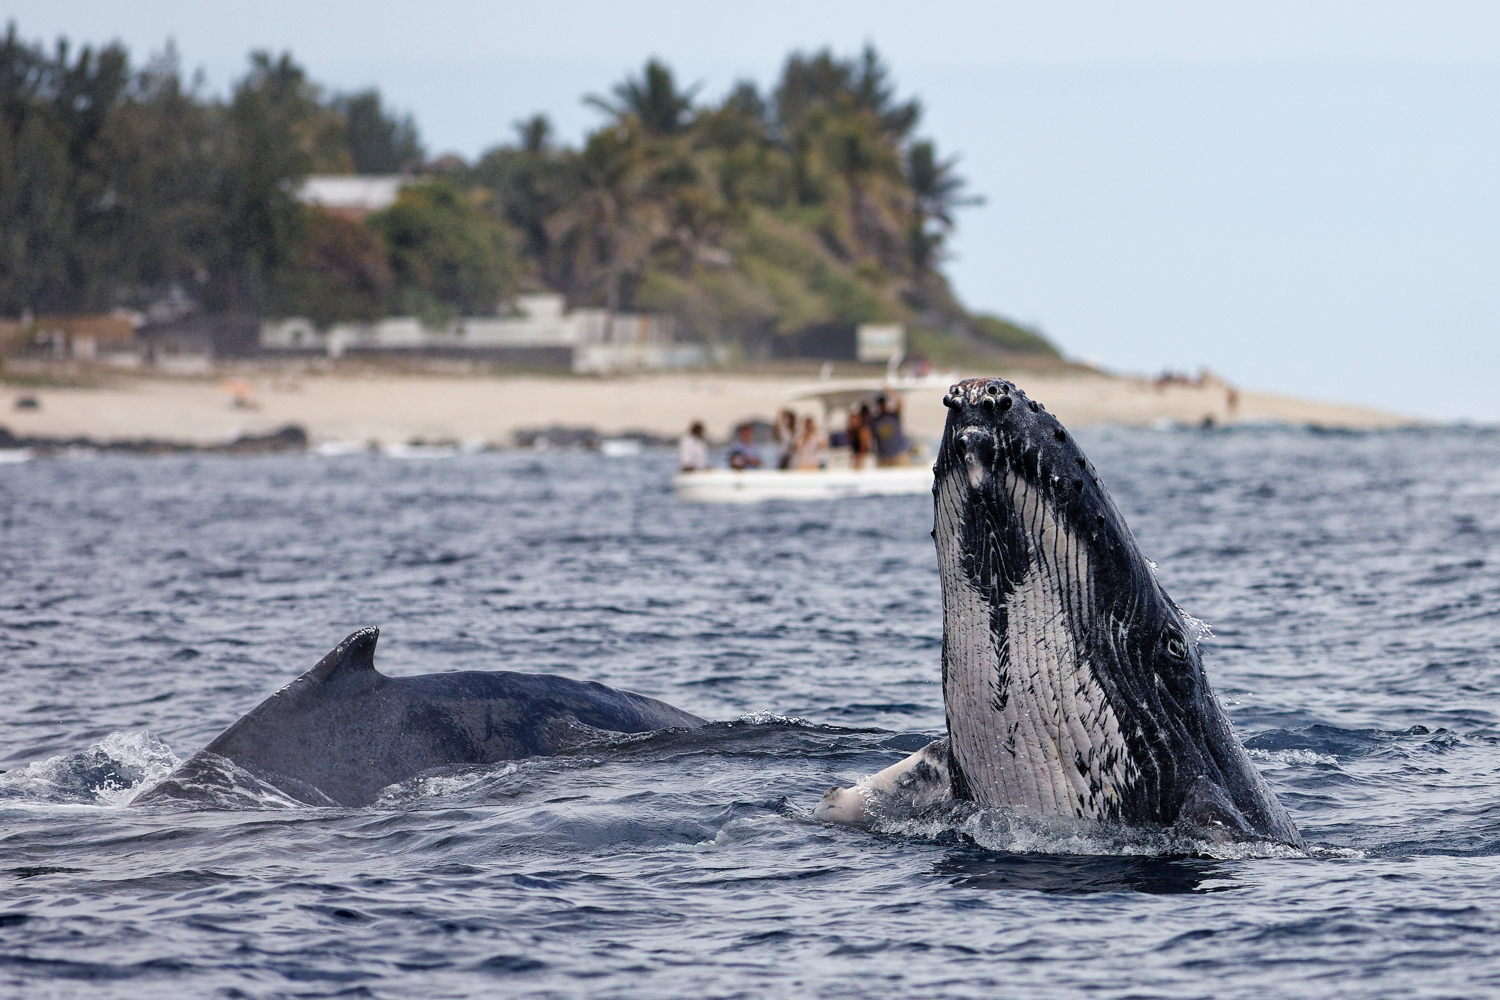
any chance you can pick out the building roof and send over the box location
[297,176,409,215]
[30,314,138,342]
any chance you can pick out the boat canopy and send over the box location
[783,377,946,415]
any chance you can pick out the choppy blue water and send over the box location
[2,425,1499,999]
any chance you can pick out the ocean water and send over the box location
[1,425,1499,999]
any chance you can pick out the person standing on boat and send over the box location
[848,403,874,470]
[870,394,909,467]
[774,409,798,469]
[790,415,827,470]
[727,423,764,470]
[678,421,709,471]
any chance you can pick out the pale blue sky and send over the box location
[7,2,1499,420]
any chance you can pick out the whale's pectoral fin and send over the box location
[1178,775,1254,841]
[814,738,954,826]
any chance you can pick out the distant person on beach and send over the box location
[848,403,874,470]
[790,416,827,470]
[870,394,909,466]
[678,421,709,471]
[727,423,763,470]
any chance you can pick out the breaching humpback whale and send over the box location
[816,377,1303,847]
[136,627,705,807]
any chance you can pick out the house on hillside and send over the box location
[0,311,267,373]
[26,314,141,365]
[260,294,707,374]
[296,176,411,222]
[136,315,263,373]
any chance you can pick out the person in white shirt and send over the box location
[677,421,709,471]
[790,416,827,469]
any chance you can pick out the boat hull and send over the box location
[673,466,933,503]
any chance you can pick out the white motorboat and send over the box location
[673,375,948,502]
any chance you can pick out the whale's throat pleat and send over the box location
[937,465,1133,819]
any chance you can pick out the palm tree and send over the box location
[904,140,981,273]
[549,126,659,325]
[587,59,699,137]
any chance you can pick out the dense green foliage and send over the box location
[368,181,517,323]
[0,23,1060,358]
[0,26,422,318]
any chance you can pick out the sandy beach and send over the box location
[0,367,1414,448]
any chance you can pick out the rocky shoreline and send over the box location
[0,424,308,457]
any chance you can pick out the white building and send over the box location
[296,176,411,221]
[260,294,706,374]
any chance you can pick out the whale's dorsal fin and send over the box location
[309,627,380,683]
[199,628,383,758]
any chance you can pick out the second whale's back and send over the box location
[137,629,706,807]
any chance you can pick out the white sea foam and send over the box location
[1248,747,1339,766]
[870,804,1310,860]
[374,763,521,806]
[0,731,180,806]
[735,711,812,727]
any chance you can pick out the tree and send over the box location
[335,89,422,174]
[368,180,518,320]
[588,58,698,136]
[0,26,131,313]
[100,43,225,305]
[470,115,565,277]
[286,208,393,327]
[548,125,658,315]
[216,50,344,312]
[773,45,919,144]
[904,140,981,274]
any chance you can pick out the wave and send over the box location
[0,731,179,806]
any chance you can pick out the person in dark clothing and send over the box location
[848,403,874,470]
[774,409,798,469]
[870,394,909,467]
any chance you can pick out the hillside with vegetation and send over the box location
[0,24,1060,362]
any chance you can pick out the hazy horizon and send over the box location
[5,1,1498,421]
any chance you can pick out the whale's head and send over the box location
[932,378,1300,844]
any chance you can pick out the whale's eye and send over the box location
[1163,626,1189,661]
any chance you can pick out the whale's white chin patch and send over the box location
[966,453,988,490]
[936,465,1133,820]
